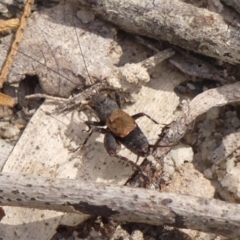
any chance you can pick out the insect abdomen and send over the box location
[119,126,149,157]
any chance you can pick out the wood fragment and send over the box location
[25,93,69,102]
[76,0,240,64]
[0,139,13,170]
[135,36,161,53]
[0,0,34,87]
[211,132,240,165]
[169,52,225,82]
[0,172,239,238]
[139,49,175,69]
[136,36,225,82]
[0,93,15,107]
[153,82,240,159]
[0,19,20,32]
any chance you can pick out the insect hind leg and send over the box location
[132,112,158,124]
[104,131,152,181]
[84,120,105,132]
[75,127,108,153]
[114,92,122,108]
[105,131,137,169]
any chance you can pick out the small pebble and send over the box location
[202,119,215,131]
[204,168,213,179]
[206,107,219,120]
[0,3,8,14]
[169,144,193,168]
[186,83,195,90]
[176,85,187,94]
[231,116,240,128]
[77,10,95,24]
[225,110,235,118]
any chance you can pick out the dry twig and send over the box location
[76,0,240,64]
[0,19,19,32]
[153,82,240,160]
[0,0,34,88]
[0,172,240,238]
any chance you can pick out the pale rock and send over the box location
[169,144,193,168]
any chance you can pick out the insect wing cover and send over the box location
[106,109,137,138]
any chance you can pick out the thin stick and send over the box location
[0,172,240,238]
[0,0,35,87]
[0,19,20,32]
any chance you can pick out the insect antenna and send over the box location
[0,40,79,88]
[74,26,93,86]
[37,26,62,94]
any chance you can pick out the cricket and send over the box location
[78,90,175,177]
[82,93,158,164]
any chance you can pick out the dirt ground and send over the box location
[0,0,240,239]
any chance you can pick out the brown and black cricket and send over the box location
[82,92,165,172]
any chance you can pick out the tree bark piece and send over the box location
[76,0,240,64]
[153,82,240,160]
[0,172,239,238]
[0,93,15,107]
[169,52,225,82]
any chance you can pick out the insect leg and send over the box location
[114,92,122,108]
[104,130,121,155]
[132,112,158,124]
[149,143,178,149]
[84,120,105,132]
[72,127,107,153]
[104,131,151,178]
[83,127,107,145]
